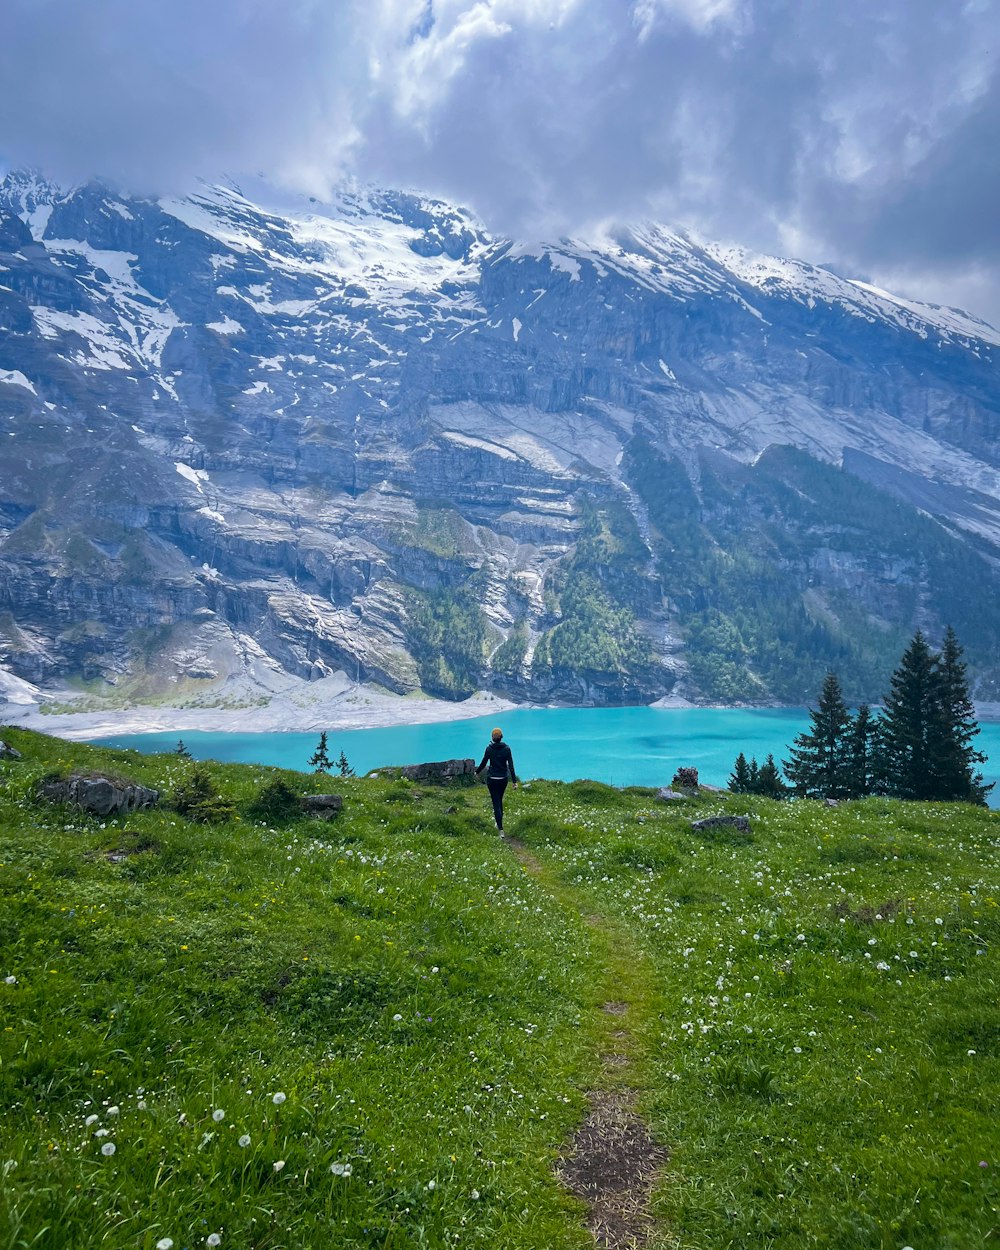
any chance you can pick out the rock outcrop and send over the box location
[299,794,343,820]
[39,773,160,816]
[400,759,478,782]
[0,741,22,760]
[690,815,752,835]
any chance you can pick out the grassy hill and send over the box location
[1,727,998,1249]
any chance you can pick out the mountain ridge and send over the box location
[2,170,1000,711]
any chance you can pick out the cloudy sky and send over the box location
[3,0,999,322]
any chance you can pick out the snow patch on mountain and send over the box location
[0,370,35,393]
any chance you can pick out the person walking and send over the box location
[477,727,518,833]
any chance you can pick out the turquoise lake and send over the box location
[93,705,1000,802]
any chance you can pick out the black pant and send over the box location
[487,777,508,829]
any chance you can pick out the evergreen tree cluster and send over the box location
[728,628,992,804]
[728,752,787,798]
[307,732,355,778]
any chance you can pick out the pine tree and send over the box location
[755,754,788,799]
[748,756,760,791]
[846,704,877,799]
[728,752,753,793]
[878,631,941,800]
[337,750,356,779]
[175,739,192,759]
[783,672,853,798]
[307,731,333,774]
[932,626,992,804]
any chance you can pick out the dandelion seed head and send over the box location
[107,1106,120,1117]
[85,1114,99,1127]
[101,1142,116,1156]
[156,1240,174,1250]
[271,1092,286,1105]
[238,1134,251,1148]
[273,1159,285,1172]
[212,1109,225,1122]
[207,1235,222,1247]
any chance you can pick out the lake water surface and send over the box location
[94,705,1000,802]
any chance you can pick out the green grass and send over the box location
[1,727,999,1249]
[513,792,1000,1249]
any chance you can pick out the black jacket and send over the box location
[478,741,517,782]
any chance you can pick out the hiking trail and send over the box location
[506,836,670,1249]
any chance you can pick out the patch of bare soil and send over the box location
[558,1089,668,1249]
[602,1053,629,1068]
[602,1001,629,1016]
[506,837,544,874]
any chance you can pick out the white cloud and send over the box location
[2,0,999,323]
[633,0,745,38]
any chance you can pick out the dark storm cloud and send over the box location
[2,0,999,320]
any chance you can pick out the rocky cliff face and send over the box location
[2,171,1000,707]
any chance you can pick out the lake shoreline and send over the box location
[3,676,999,743]
[0,671,736,741]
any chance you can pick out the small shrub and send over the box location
[173,766,237,824]
[247,777,301,824]
[714,1058,781,1100]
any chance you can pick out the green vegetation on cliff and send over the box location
[2,728,999,1249]
[404,582,491,698]
[532,496,655,686]
[623,438,1000,704]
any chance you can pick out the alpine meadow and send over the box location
[4,2,1000,1247]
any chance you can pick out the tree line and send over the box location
[729,627,993,804]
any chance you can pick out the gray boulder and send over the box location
[400,758,477,782]
[40,774,160,817]
[0,741,22,760]
[690,814,752,834]
[656,788,687,801]
[300,794,343,820]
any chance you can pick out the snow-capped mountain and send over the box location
[2,171,1000,707]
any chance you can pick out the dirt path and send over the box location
[506,837,669,1249]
